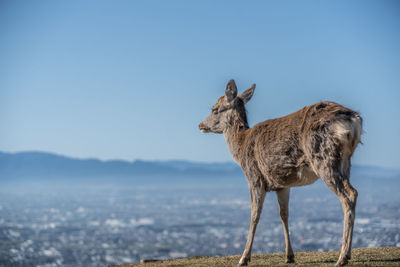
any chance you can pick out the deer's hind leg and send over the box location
[325,177,357,267]
[276,188,295,263]
[314,152,357,266]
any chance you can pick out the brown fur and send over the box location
[199,80,362,267]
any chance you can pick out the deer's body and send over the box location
[226,101,360,191]
[199,80,362,267]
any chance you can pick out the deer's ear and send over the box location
[225,79,238,102]
[240,84,256,104]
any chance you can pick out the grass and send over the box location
[110,247,400,267]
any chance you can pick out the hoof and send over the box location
[286,254,295,263]
[237,257,250,266]
[334,257,349,267]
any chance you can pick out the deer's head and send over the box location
[199,79,255,134]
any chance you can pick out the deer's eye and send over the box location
[218,106,228,113]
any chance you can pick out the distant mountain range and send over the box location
[0,151,398,185]
[0,151,243,184]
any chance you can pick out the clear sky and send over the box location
[1,1,399,168]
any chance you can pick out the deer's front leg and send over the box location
[238,184,266,266]
[277,188,294,263]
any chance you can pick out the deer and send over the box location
[198,80,362,267]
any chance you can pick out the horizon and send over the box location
[1,1,400,168]
[2,149,400,171]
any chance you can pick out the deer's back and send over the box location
[239,101,360,191]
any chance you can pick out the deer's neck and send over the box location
[223,110,248,165]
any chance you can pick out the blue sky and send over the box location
[1,1,399,168]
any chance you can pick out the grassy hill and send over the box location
[110,247,400,266]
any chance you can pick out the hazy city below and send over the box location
[0,152,399,267]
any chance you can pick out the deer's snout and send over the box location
[199,122,209,133]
